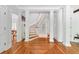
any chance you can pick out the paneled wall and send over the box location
[0,6,12,52]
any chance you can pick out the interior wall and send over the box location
[0,6,12,52]
[70,5,79,42]
[12,13,18,30]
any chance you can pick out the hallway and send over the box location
[1,5,79,54]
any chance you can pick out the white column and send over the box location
[46,13,50,36]
[25,10,29,41]
[49,10,54,42]
[57,8,63,42]
[65,6,71,46]
[62,7,66,46]
[53,11,58,40]
[62,6,71,47]
[16,13,23,42]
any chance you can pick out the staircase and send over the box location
[29,14,46,39]
[29,25,38,39]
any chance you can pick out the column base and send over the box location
[49,38,54,42]
[63,42,71,47]
[25,39,29,42]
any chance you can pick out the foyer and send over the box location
[0,5,79,54]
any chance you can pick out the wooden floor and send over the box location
[1,37,79,54]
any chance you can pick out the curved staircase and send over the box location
[29,26,38,39]
[29,14,46,39]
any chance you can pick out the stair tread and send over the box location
[29,34,38,36]
[29,35,38,39]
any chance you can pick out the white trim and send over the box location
[63,42,71,47]
[49,39,54,42]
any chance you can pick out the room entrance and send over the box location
[29,11,50,40]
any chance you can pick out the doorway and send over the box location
[29,11,50,39]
